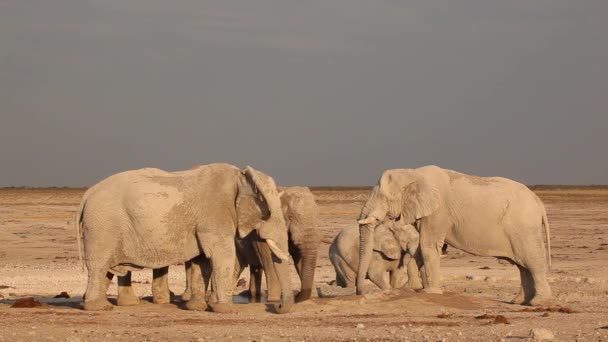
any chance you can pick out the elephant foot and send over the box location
[84,298,114,311]
[421,287,443,295]
[266,296,281,303]
[408,279,424,291]
[185,299,208,311]
[153,294,171,305]
[510,291,526,305]
[528,295,552,307]
[117,295,141,306]
[209,303,236,314]
[295,289,312,303]
[181,290,192,302]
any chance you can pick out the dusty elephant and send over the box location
[75,163,294,313]
[242,186,320,303]
[330,219,422,290]
[123,186,320,305]
[357,165,552,306]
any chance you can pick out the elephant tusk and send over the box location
[358,216,377,225]
[266,239,290,262]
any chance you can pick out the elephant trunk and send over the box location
[273,256,295,314]
[295,246,318,302]
[357,223,375,295]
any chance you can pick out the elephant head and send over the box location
[356,170,439,295]
[236,166,293,313]
[373,220,419,261]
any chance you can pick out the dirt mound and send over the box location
[11,297,46,308]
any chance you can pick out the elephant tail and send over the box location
[75,192,88,272]
[542,209,551,270]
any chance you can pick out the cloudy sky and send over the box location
[1,0,607,186]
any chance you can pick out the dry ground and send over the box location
[1,187,607,341]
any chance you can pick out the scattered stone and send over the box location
[54,291,70,299]
[520,306,577,314]
[0,285,10,289]
[530,328,555,340]
[600,326,608,330]
[356,323,365,329]
[236,278,247,288]
[541,313,550,317]
[492,315,510,324]
[437,313,453,318]
[11,297,45,308]
[475,313,495,319]
[479,266,491,270]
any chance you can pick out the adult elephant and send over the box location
[248,186,320,303]
[168,186,320,304]
[76,163,294,313]
[357,165,552,306]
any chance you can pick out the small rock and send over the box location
[356,323,365,329]
[584,277,596,284]
[530,328,555,341]
[493,315,510,324]
[54,291,70,299]
[11,297,45,308]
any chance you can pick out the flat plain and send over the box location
[1,187,607,341]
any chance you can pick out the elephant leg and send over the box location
[332,254,353,288]
[185,257,208,311]
[117,271,141,306]
[389,268,406,289]
[83,270,114,311]
[512,264,535,305]
[367,266,390,291]
[418,220,447,294]
[207,239,237,313]
[511,231,552,306]
[181,260,193,302]
[248,265,262,303]
[152,267,171,304]
[406,257,423,290]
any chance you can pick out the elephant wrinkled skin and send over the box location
[76,163,294,313]
[357,166,552,306]
[118,186,320,305]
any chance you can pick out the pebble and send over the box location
[530,328,555,341]
[356,324,365,329]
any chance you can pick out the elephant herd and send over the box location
[76,163,552,314]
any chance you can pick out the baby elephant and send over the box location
[330,220,422,290]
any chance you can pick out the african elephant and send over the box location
[330,219,422,290]
[75,163,294,313]
[116,186,320,305]
[357,166,552,306]
[244,186,320,303]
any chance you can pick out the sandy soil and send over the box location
[1,187,607,341]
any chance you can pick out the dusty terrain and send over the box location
[1,186,607,341]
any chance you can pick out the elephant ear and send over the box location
[373,225,401,260]
[400,178,440,224]
[389,222,420,255]
[237,166,287,240]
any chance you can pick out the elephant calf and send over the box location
[330,220,422,290]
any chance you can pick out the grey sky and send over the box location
[1,1,607,187]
